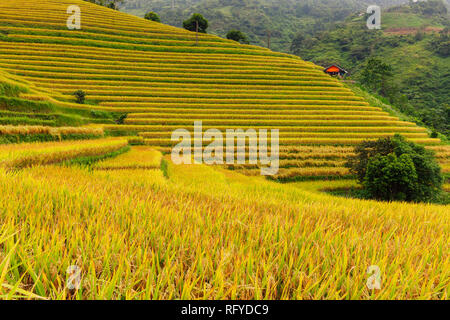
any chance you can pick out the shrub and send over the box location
[144,11,161,23]
[364,153,418,201]
[226,30,249,44]
[115,113,127,124]
[74,90,86,104]
[346,134,443,202]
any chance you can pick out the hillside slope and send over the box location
[291,1,450,136]
[0,0,443,180]
[122,0,408,53]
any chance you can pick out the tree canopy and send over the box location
[346,135,443,202]
[144,11,161,23]
[226,30,249,44]
[183,13,208,33]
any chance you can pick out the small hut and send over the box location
[324,65,348,77]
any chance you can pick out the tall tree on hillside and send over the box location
[360,58,395,97]
[183,13,208,33]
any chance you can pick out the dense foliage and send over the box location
[183,13,209,33]
[83,0,124,9]
[226,29,249,44]
[365,153,418,201]
[347,135,443,202]
[74,90,86,104]
[144,11,161,22]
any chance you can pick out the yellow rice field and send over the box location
[93,146,162,170]
[0,125,103,137]
[0,0,439,183]
[0,137,127,170]
[0,0,448,302]
[0,154,448,299]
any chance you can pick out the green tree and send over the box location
[144,11,161,23]
[183,13,208,33]
[360,58,395,96]
[83,0,123,10]
[226,30,249,44]
[346,135,443,202]
[74,90,86,104]
[364,153,418,201]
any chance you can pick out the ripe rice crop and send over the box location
[129,114,396,121]
[0,125,103,136]
[1,33,297,57]
[127,110,386,117]
[0,45,312,69]
[0,159,447,299]
[105,125,426,133]
[101,99,369,107]
[1,63,330,82]
[8,69,342,86]
[125,118,414,127]
[143,137,438,147]
[0,137,127,170]
[88,95,365,103]
[101,105,381,113]
[274,167,351,179]
[228,159,347,169]
[57,90,360,100]
[93,147,162,170]
[0,59,326,78]
[21,76,345,91]
[0,26,273,50]
[138,131,428,139]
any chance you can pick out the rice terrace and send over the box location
[0,0,448,303]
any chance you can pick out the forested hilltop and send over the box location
[291,0,449,136]
[121,0,407,52]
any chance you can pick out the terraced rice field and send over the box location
[0,125,103,143]
[93,146,162,170]
[0,0,448,301]
[0,0,443,179]
[0,137,127,170]
[0,156,448,299]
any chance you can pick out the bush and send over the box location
[364,153,418,201]
[74,90,86,104]
[226,30,249,44]
[346,135,443,202]
[144,11,161,23]
[115,113,127,124]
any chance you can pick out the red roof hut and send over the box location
[324,65,348,77]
